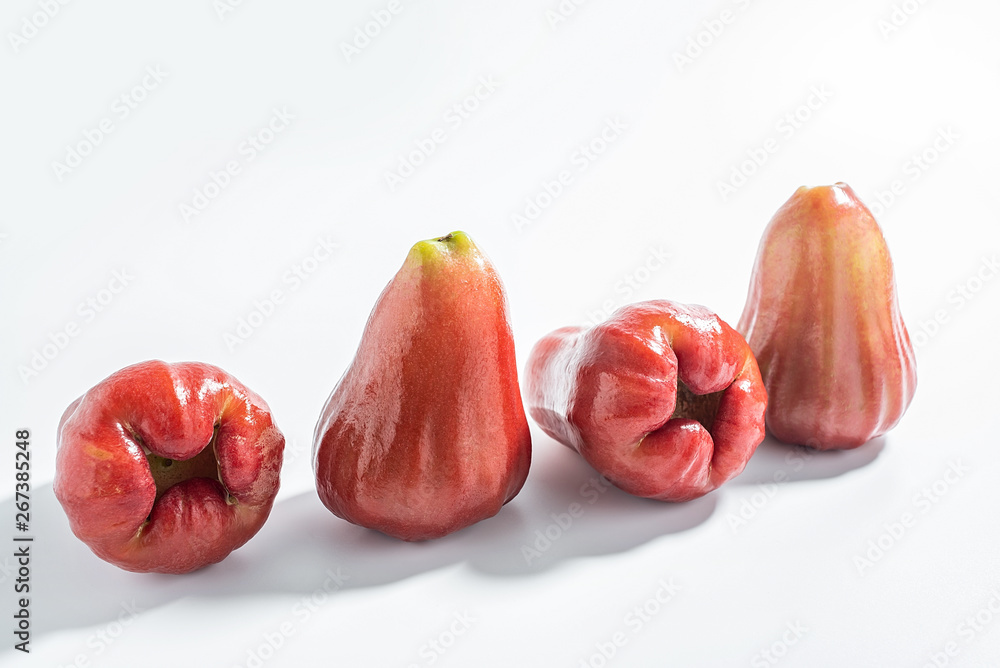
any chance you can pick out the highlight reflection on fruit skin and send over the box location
[312,231,531,541]
[526,300,767,502]
[54,360,285,574]
[738,182,917,450]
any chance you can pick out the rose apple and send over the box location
[55,360,285,573]
[738,183,917,449]
[313,232,531,541]
[526,300,767,502]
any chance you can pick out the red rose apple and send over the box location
[313,232,531,541]
[54,360,285,574]
[738,183,917,449]
[526,300,767,502]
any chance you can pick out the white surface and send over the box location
[2,1,999,666]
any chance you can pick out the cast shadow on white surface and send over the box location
[25,441,715,640]
[732,433,886,486]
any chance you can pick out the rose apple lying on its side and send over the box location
[526,300,767,502]
[55,360,285,574]
[313,231,531,541]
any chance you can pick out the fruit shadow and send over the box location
[731,433,886,486]
[24,441,715,639]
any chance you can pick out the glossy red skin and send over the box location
[526,300,767,502]
[54,361,284,574]
[313,232,531,541]
[738,183,917,449]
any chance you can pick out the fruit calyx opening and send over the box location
[670,381,724,430]
[137,424,230,505]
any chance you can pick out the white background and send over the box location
[2,0,999,666]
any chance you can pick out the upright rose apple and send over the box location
[313,231,531,541]
[738,183,917,449]
[526,300,767,502]
[55,360,285,574]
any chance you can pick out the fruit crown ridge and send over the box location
[794,182,860,209]
[409,231,476,265]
